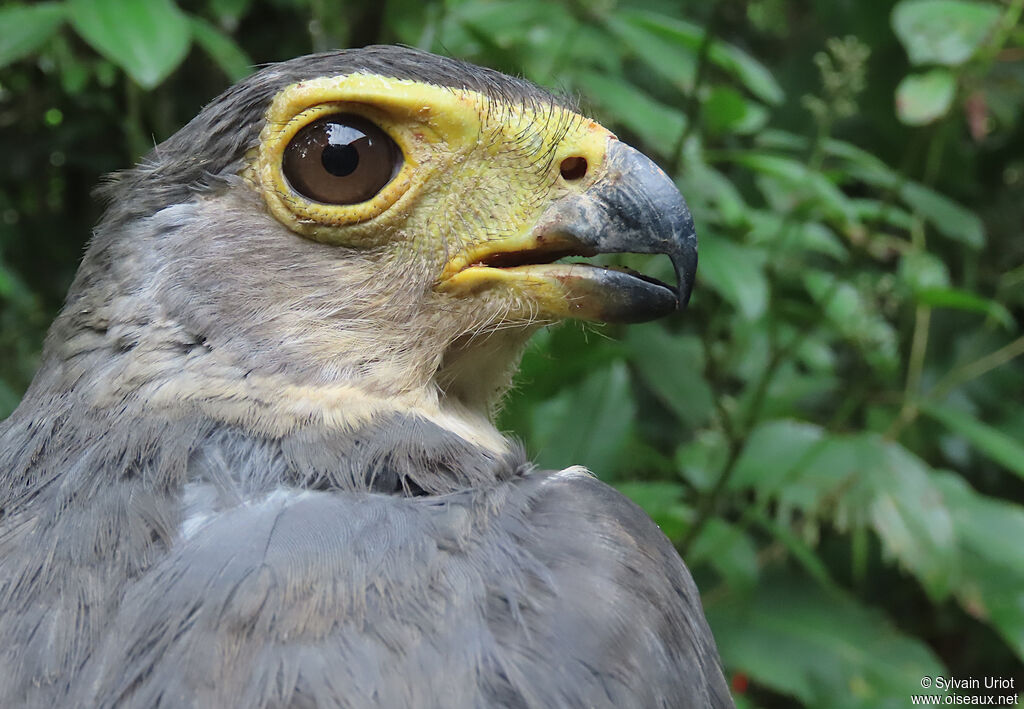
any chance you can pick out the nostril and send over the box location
[559,156,588,181]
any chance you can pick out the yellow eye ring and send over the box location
[256,102,418,245]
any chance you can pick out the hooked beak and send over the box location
[439,140,697,324]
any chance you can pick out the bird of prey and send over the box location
[0,46,733,708]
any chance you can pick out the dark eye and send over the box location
[282,114,402,205]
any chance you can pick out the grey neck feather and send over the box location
[1,390,527,522]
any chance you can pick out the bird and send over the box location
[0,46,733,708]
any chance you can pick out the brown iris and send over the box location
[282,114,402,205]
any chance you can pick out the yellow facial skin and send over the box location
[253,73,616,320]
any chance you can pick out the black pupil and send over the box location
[322,143,360,177]
[282,114,400,205]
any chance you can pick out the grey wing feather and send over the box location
[520,470,734,709]
[78,471,732,709]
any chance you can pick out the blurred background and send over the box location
[1,0,1022,705]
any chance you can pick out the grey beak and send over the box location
[532,139,698,313]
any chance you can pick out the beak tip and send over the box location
[602,140,698,315]
[527,139,699,320]
[671,215,698,313]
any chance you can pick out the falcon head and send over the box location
[44,46,695,450]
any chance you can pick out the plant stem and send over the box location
[885,0,1024,439]
[906,303,931,400]
[123,78,148,162]
[888,303,930,439]
[680,429,744,553]
[682,277,844,553]
[929,334,1024,403]
[976,0,1024,71]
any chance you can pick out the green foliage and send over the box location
[0,0,252,88]
[708,574,946,708]
[896,69,958,125]
[67,0,192,88]
[891,0,1022,126]
[923,403,1024,481]
[0,3,66,67]
[892,0,1002,67]
[1,0,1023,706]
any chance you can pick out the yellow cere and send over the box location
[252,73,614,271]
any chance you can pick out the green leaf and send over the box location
[914,287,1014,328]
[573,71,686,152]
[188,15,251,81]
[0,378,23,420]
[755,131,906,195]
[900,182,985,247]
[209,0,252,27]
[603,12,696,93]
[923,402,1024,482]
[734,426,958,599]
[865,440,958,597]
[616,9,784,105]
[698,235,769,320]
[0,261,39,309]
[892,0,1002,67]
[512,325,624,396]
[707,574,946,706]
[688,519,760,590]
[676,141,749,227]
[703,87,769,136]
[731,419,827,494]
[624,325,714,429]
[756,363,840,422]
[382,0,438,48]
[804,271,899,373]
[450,0,567,50]
[527,360,636,476]
[747,506,836,589]
[935,472,1024,659]
[68,0,191,89]
[745,210,848,261]
[725,152,855,222]
[616,481,692,544]
[896,70,957,125]
[675,430,729,492]
[706,34,785,107]
[899,251,951,292]
[753,128,808,152]
[822,139,900,181]
[851,199,915,231]
[0,3,65,68]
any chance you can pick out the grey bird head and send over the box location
[24,45,696,439]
